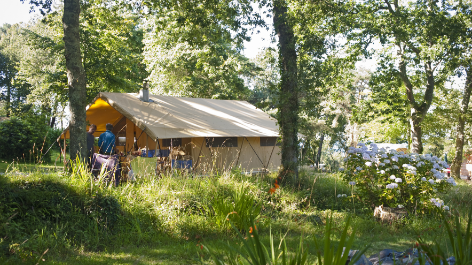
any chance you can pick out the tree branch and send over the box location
[383,0,395,13]
[399,58,416,107]
[421,61,435,113]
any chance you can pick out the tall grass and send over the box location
[1,161,472,264]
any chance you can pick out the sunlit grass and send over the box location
[0,162,471,264]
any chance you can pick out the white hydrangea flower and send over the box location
[429,179,435,184]
[444,206,450,211]
[390,175,396,180]
[393,165,399,169]
[421,177,427,181]
[395,178,402,183]
[380,170,386,174]
[379,163,385,167]
[386,183,399,189]
[392,156,399,162]
[430,198,444,207]
[365,161,373,167]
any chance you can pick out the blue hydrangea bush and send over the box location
[340,143,456,212]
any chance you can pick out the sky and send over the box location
[0,0,35,25]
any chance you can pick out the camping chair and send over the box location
[91,153,121,186]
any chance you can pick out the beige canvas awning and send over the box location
[62,92,280,140]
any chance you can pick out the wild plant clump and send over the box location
[340,143,456,212]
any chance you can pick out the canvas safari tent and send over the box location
[61,91,282,173]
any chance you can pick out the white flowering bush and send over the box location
[340,143,456,212]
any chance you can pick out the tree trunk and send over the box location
[5,86,11,117]
[452,68,472,177]
[273,0,299,184]
[63,0,87,161]
[399,58,434,154]
[410,108,424,154]
[316,134,324,168]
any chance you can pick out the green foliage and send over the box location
[313,216,369,265]
[80,0,147,99]
[144,21,255,99]
[0,117,55,161]
[6,161,472,263]
[142,0,263,100]
[0,172,121,263]
[341,143,455,212]
[200,215,369,265]
[202,222,309,265]
[418,208,472,265]
[83,193,121,231]
[0,24,33,118]
[212,185,262,231]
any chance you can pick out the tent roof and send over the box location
[64,92,280,140]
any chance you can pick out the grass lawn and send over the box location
[0,150,68,173]
[1,164,471,264]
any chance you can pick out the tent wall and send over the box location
[189,137,281,173]
[86,115,281,172]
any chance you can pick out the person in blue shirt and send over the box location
[98,123,116,155]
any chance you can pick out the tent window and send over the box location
[206,137,238,147]
[162,138,182,147]
[260,137,281,146]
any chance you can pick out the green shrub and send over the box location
[341,143,456,212]
[212,185,262,231]
[0,117,54,162]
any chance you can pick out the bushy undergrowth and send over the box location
[0,117,61,162]
[0,173,121,262]
[1,162,472,264]
[341,143,456,212]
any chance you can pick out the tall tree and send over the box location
[352,0,459,153]
[0,24,32,118]
[62,0,87,160]
[144,24,254,99]
[451,2,472,177]
[273,0,299,182]
[21,0,87,160]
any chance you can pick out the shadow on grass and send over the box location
[1,170,466,264]
[0,173,150,264]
